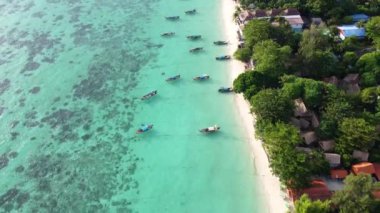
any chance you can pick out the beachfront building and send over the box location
[337,25,366,40]
[237,10,253,25]
[237,8,304,32]
[287,179,332,202]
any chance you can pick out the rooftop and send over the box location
[325,153,341,167]
[373,163,380,180]
[319,140,335,152]
[301,131,318,145]
[351,13,369,22]
[337,25,366,38]
[330,169,348,179]
[288,179,332,201]
[352,162,375,175]
[285,17,304,25]
[352,150,369,162]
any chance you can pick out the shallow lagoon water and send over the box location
[0,0,266,212]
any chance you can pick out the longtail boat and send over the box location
[185,9,197,15]
[215,55,231,61]
[213,41,228,45]
[166,75,181,82]
[193,74,210,81]
[165,16,180,21]
[141,90,157,100]
[189,47,203,53]
[187,35,202,40]
[218,87,234,93]
[161,32,175,37]
[199,125,220,134]
[136,124,153,134]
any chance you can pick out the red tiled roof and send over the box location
[352,162,375,175]
[373,190,380,199]
[288,179,332,202]
[373,163,380,180]
[330,169,348,179]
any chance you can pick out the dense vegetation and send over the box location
[240,0,380,19]
[294,174,380,212]
[332,174,380,213]
[233,1,380,211]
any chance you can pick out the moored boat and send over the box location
[165,16,180,20]
[136,124,153,134]
[161,32,175,37]
[141,90,157,100]
[213,41,228,45]
[218,87,234,93]
[199,125,220,134]
[189,47,203,53]
[166,74,181,82]
[185,9,196,14]
[215,55,231,61]
[187,35,202,40]
[193,74,210,81]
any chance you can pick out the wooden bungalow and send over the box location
[319,140,335,152]
[352,150,369,162]
[324,153,341,168]
[301,131,318,145]
[343,73,360,84]
[310,112,320,128]
[294,99,309,117]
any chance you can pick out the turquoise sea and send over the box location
[0,0,266,212]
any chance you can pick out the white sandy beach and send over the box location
[221,0,289,212]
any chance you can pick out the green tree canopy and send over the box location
[281,75,326,109]
[336,118,379,166]
[332,174,378,213]
[299,25,332,60]
[366,16,380,49]
[298,25,338,77]
[305,0,335,16]
[233,71,278,99]
[356,51,380,85]
[250,89,294,122]
[243,19,273,50]
[253,40,292,78]
[260,122,312,189]
[361,87,379,108]
[318,92,354,139]
[295,194,331,213]
[233,47,252,62]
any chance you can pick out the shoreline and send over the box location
[221,0,289,212]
